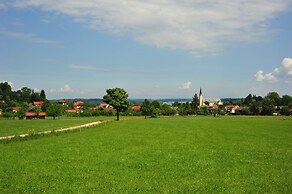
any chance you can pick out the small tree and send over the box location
[191,93,199,114]
[103,88,129,121]
[141,99,152,119]
[46,103,63,120]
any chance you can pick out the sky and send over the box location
[0,0,292,99]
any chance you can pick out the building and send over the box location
[199,88,204,107]
[58,99,68,106]
[198,87,222,108]
[131,105,141,111]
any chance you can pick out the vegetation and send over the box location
[0,117,112,136]
[0,117,291,193]
[103,88,130,121]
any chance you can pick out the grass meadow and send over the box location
[0,116,115,136]
[0,116,291,193]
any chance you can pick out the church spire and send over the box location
[199,87,203,107]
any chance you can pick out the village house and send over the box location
[66,100,85,113]
[131,105,141,111]
[58,99,68,106]
[99,103,113,110]
[11,106,21,112]
[33,101,44,107]
[25,111,46,119]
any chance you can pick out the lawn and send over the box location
[0,116,115,136]
[0,116,291,193]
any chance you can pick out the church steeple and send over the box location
[199,87,204,107]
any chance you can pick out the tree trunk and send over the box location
[117,110,120,121]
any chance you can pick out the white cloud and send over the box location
[282,57,292,75]
[255,57,292,83]
[254,70,278,82]
[10,0,292,56]
[0,2,7,9]
[68,64,93,70]
[50,84,74,93]
[179,81,192,90]
[0,28,61,45]
[60,84,74,93]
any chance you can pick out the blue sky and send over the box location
[0,0,292,99]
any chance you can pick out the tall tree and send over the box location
[141,99,152,119]
[191,93,199,113]
[281,95,292,106]
[46,103,63,120]
[40,89,46,101]
[261,97,275,115]
[265,92,281,106]
[19,87,32,103]
[103,88,129,121]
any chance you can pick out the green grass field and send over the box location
[0,116,115,136]
[0,116,291,193]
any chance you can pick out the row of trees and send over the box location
[1,84,291,120]
[0,82,47,105]
[241,92,292,115]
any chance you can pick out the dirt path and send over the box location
[0,121,103,141]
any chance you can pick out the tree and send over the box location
[19,87,32,103]
[281,95,292,106]
[243,94,253,106]
[103,88,129,121]
[191,93,199,114]
[31,90,41,102]
[46,103,63,120]
[265,92,280,106]
[261,97,275,115]
[280,107,290,116]
[141,99,152,119]
[40,89,46,101]
[250,101,261,115]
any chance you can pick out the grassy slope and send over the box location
[0,117,115,136]
[0,116,291,193]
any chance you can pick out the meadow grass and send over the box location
[0,116,291,193]
[0,116,115,136]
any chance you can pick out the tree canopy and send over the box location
[103,88,129,120]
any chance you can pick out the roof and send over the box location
[74,101,84,107]
[26,112,36,117]
[66,109,77,113]
[132,105,141,111]
[12,106,21,111]
[38,112,46,117]
[26,112,46,117]
[33,101,44,106]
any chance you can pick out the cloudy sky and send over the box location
[1,0,291,99]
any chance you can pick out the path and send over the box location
[0,121,103,141]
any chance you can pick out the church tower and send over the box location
[199,87,204,107]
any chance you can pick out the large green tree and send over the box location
[103,88,129,121]
[261,97,275,115]
[46,103,63,120]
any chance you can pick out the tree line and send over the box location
[1,82,291,120]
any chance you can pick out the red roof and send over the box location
[74,101,84,107]
[25,112,46,117]
[66,109,77,113]
[132,105,141,111]
[33,101,44,106]
[26,112,36,117]
[12,106,21,111]
[38,112,46,117]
